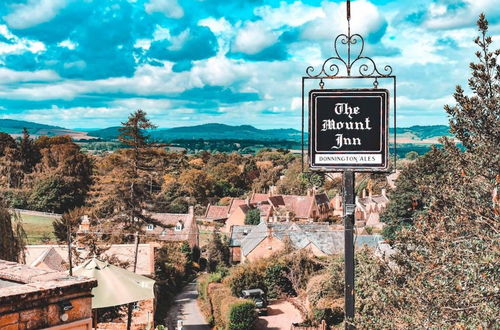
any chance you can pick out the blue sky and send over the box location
[0,0,499,129]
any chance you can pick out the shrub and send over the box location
[264,263,294,299]
[208,283,233,328]
[226,259,268,296]
[313,308,343,326]
[228,301,257,330]
[244,208,260,225]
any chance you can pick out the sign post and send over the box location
[309,89,389,172]
[300,1,396,328]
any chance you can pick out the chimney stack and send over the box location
[188,206,194,216]
[381,189,387,198]
[266,223,273,239]
[79,215,90,232]
[362,189,366,198]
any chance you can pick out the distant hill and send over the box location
[0,119,98,140]
[0,119,452,143]
[153,123,302,142]
[88,123,302,141]
[88,126,121,140]
[390,125,451,143]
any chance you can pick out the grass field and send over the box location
[17,213,58,245]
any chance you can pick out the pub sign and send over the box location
[309,89,389,172]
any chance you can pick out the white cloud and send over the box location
[290,97,301,111]
[153,25,171,41]
[300,0,387,41]
[190,56,252,87]
[4,0,68,29]
[424,0,500,30]
[0,82,85,100]
[233,21,277,55]
[199,17,232,35]
[254,1,324,29]
[0,25,46,56]
[0,68,60,83]
[397,95,455,109]
[145,0,184,19]
[111,98,172,115]
[58,39,76,50]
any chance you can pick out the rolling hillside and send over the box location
[0,119,98,140]
[0,119,452,143]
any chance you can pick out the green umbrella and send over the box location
[72,258,155,309]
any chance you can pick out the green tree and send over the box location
[0,197,26,262]
[244,208,261,225]
[206,230,230,272]
[0,132,16,156]
[355,15,499,327]
[277,159,324,195]
[381,146,449,241]
[90,110,157,235]
[29,176,86,213]
[19,128,40,173]
[444,13,500,179]
[405,151,418,160]
[27,138,92,212]
[52,207,88,243]
[178,168,213,203]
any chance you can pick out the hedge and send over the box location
[227,301,257,330]
[202,282,257,330]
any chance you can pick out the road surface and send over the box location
[165,281,210,330]
[256,299,303,330]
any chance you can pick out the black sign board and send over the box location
[309,89,389,172]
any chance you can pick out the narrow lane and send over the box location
[164,281,210,330]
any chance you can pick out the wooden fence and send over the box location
[12,208,62,218]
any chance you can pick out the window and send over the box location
[175,222,183,231]
[146,224,154,231]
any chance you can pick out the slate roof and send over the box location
[268,196,285,208]
[315,193,330,206]
[233,223,383,257]
[229,225,255,246]
[356,194,389,212]
[30,246,66,271]
[25,244,156,275]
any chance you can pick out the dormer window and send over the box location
[161,229,167,236]
[175,221,183,231]
[147,224,154,231]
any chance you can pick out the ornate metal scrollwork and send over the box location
[305,31,393,78]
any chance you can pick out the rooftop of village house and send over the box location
[0,259,96,306]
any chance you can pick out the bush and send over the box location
[228,301,257,330]
[226,259,267,296]
[264,263,294,299]
[313,308,343,326]
[0,189,28,208]
[244,208,260,225]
